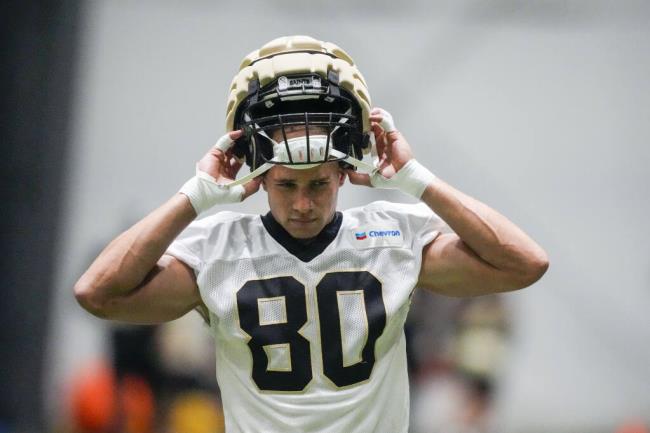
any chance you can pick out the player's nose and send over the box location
[292,190,313,213]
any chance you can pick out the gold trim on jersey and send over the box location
[263,343,292,372]
[337,290,369,368]
[257,296,288,325]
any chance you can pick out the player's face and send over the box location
[263,162,345,239]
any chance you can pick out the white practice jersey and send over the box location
[167,200,446,433]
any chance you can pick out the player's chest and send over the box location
[198,250,418,391]
[198,246,418,320]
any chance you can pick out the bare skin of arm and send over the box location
[417,179,549,296]
[74,130,261,323]
[347,108,549,297]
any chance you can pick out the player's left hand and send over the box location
[370,107,415,173]
[346,107,414,186]
[346,108,435,199]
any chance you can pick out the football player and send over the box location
[74,35,548,433]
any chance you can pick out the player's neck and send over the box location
[260,211,342,262]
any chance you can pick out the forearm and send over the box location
[75,193,196,305]
[421,177,548,279]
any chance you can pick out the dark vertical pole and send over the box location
[0,1,81,432]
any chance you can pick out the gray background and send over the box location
[46,1,650,432]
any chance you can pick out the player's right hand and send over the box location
[179,130,262,215]
[196,130,262,200]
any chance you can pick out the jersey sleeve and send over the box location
[166,211,248,274]
[165,218,210,274]
[408,202,449,247]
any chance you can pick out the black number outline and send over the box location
[236,276,312,392]
[236,271,386,392]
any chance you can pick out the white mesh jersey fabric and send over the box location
[258,296,287,325]
[337,291,366,367]
[166,200,446,433]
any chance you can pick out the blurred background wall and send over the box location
[1,1,81,432]
[3,1,649,432]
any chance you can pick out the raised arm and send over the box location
[74,195,200,324]
[74,130,261,323]
[417,177,548,296]
[347,108,548,297]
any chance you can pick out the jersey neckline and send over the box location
[260,211,343,262]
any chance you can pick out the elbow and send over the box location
[535,253,550,279]
[512,251,550,289]
[73,279,111,319]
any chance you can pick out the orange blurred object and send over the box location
[616,421,649,433]
[121,375,155,433]
[69,361,156,433]
[69,361,117,433]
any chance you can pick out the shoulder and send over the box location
[342,201,448,243]
[192,210,257,227]
[184,210,261,237]
[343,200,437,223]
[195,210,265,239]
[171,210,265,261]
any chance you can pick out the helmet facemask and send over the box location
[223,36,376,186]
[233,72,369,172]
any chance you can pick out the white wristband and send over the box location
[370,159,436,199]
[179,169,244,215]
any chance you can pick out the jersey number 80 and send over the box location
[236,271,386,391]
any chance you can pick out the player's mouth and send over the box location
[289,218,317,225]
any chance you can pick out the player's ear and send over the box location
[338,168,346,186]
[261,173,268,191]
